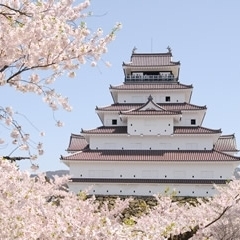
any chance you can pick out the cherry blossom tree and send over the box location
[0,0,121,166]
[1,156,240,239]
[0,157,132,239]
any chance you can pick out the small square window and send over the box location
[112,119,117,125]
[165,96,170,102]
[191,119,196,125]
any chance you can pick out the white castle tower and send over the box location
[61,48,240,197]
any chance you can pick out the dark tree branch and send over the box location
[3,155,30,162]
[0,4,32,17]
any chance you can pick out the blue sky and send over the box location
[1,0,240,172]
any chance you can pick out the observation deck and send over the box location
[124,74,177,83]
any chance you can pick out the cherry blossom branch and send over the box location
[0,0,122,165]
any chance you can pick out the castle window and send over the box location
[165,96,170,102]
[191,119,196,125]
[112,119,117,125]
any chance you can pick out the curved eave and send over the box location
[174,126,222,135]
[78,126,222,136]
[96,103,207,112]
[61,149,240,162]
[66,134,89,152]
[109,84,193,91]
[119,111,182,117]
[81,126,128,135]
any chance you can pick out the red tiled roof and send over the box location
[61,149,240,162]
[80,126,221,135]
[117,95,182,116]
[118,95,181,116]
[120,110,181,116]
[123,53,180,67]
[67,134,88,152]
[82,126,127,134]
[110,83,193,90]
[174,126,221,134]
[96,103,206,112]
[214,134,239,152]
[71,178,227,185]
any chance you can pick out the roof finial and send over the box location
[167,46,172,53]
[148,95,153,101]
[132,46,137,54]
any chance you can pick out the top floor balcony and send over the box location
[125,74,176,82]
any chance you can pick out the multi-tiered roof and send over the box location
[61,48,240,197]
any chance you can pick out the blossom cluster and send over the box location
[0,106,44,167]
[1,158,240,240]
[0,0,121,161]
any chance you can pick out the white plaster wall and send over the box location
[175,111,204,127]
[127,116,173,136]
[103,112,125,126]
[68,182,218,197]
[118,91,187,104]
[89,135,214,150]
[101,108,205,128]
[68,161,236,180]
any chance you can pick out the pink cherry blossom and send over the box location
[0,157,239,239]
[0,0,121,161]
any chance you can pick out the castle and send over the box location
[61,48,240,197]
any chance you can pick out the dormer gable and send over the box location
[120,95,181,116]
[135,95,166,111]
